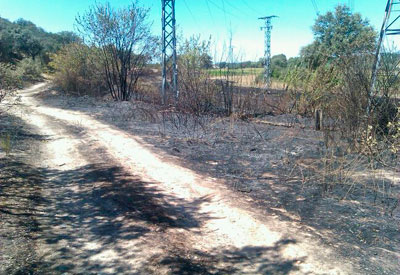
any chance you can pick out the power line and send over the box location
[220,0,228,25]
[183,0,197,24]
[240,0,261,15]
[205,0,238,18]
[370,0,400,114]
[204,0,215,24]
[311,0,319,16]
[223,0,251,17]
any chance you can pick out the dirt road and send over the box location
[1,83,362,274]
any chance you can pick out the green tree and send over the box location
[56,31,81,45]
[16,30,43,60]
[286,5,378,128]
[301,5,376,68]
[271,54,287,68]
[0,31,16,62]
[200,53,213,69]
[271,54,287,78]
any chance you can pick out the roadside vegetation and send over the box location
[48,3,399,209]
[50,1,156,101]
[0,17,79,91]
[0,1,397,218]
[0,15,79,159]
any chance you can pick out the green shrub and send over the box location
[16,58,42,82]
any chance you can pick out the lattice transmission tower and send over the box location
[370,0,400,105]
[161,0,178,104]
[259,16,277,89]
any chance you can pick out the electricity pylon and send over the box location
[161,0,178,104]
[259,16,277,89]
[369,0,400,113]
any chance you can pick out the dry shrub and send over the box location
[283,54,399,209]
[50,43,107,96]
[0,63,22,90]
[159,108,212,139]
[175,37,227,115]
[178,72,221,115]
[294,146,398,215]
[284,54,399,144]
[178,64,288,118]
[0,58,43,92]
[135,68,162,104]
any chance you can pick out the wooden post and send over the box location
[315,109,323,131]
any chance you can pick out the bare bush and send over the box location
[76,1,156,101]
[176,37,221,114]
[159,109,212,139]
[283,52,399,209]
[292,144,398,215]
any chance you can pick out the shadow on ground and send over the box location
[154,239,301,275]
[1,160,303,274]
[0,112,50,274]
[2,100,305,274]
[28,84,399,274]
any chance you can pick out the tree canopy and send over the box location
[0,16,79,64]
[301,5,377,68]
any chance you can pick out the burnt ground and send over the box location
[31,83,400,274]
[1,84,314,274]
[0,112,46,273]
[1,82,399,274]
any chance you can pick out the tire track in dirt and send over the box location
[11,83,356,274]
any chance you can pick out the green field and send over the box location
[207,67,263,77]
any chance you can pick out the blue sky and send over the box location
[0,1,390,60]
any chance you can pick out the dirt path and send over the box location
[2,83,359,274]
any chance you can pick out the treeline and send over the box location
[0,17,78,89]
[216,55,301,79]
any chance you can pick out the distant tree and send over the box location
[270,54,287,78]
[301,5,376,68]
[200,53,213,69]
[179,36,211,70]
[56,31,81,45]
[0,31,16,62]
[76,1,155,101]
[255,58,264,68]
[0,16,80,65]
[16,30,43,60]
[271,54,287,68]
[287,57,303,67]
[240,61,252,68]
[15,18,36,28]
[218,62,227,69]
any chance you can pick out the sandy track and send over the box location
[7,83,356,274]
